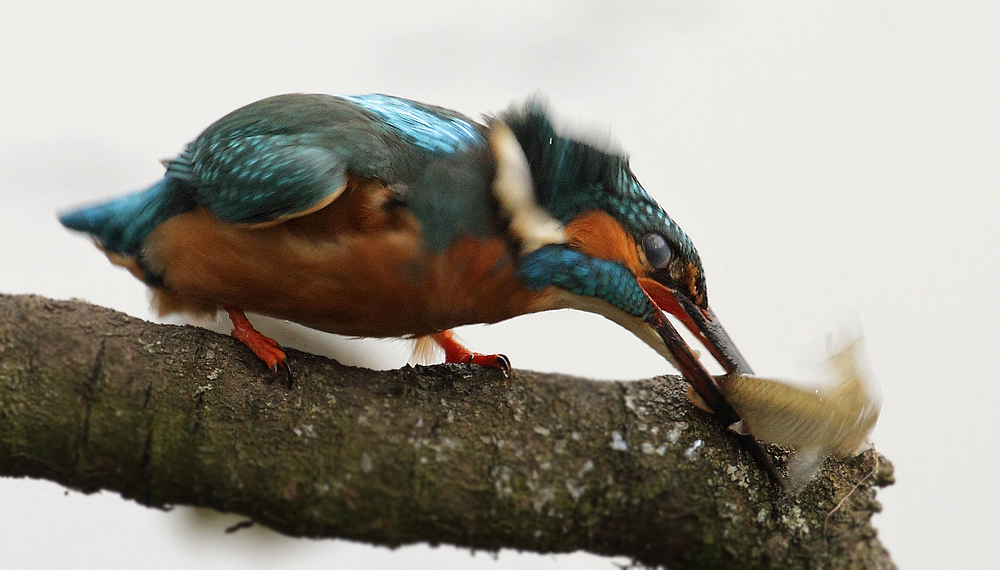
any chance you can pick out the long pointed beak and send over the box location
[637,277,749,380]
[638,294,741,425]
[678,297,752,376]
[637,277,786,488]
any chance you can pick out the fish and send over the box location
[690,338,881,488]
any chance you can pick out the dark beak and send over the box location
[637,277,786,488]
[678,297,752,375]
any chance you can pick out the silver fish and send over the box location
[692,339,881,488]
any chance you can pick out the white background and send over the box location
[2,1,998,568]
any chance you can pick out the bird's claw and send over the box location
[430,330,511,377]
[466,352,511,377]
[227,307,292,387]
[269,356,294,388]
[251,342,293,388]
[233,330,288,375]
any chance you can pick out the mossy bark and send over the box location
[0,294,895,568]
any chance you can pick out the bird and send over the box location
[59,93,782,484]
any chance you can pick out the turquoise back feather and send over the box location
[60,94,504,260]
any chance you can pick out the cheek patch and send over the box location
[564,210,645,276]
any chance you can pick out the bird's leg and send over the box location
[225,307,288,374]
[431,330,511,376]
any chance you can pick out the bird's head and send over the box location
[494,102,750,417]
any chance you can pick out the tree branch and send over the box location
[0,294,895,568]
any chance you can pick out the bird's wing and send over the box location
[167,131,348,226]
[163,94,411,226]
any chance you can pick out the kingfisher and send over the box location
[60,93,781,483]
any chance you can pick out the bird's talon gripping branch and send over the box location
[226,307,289,377]
[274,359,294,388]
[468,353,511,377]
[433,330,510,376]
[496,354,512,375]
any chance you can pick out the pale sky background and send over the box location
[1,1,998,568]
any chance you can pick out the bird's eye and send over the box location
[642,233,672,269]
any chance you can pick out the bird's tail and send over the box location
[58,177,190,255]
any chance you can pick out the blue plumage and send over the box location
[168,132,347,225]
[337,94,484,154]
[502,103,705,303]
[58,177,191,256]
[60,94,499,256]
[516,244,654,318]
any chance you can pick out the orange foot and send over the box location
[431,330,511,376]
[226,307,289,375]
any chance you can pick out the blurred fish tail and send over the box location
[788,446,827,490]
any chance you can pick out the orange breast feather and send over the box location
[144,177,544,338]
